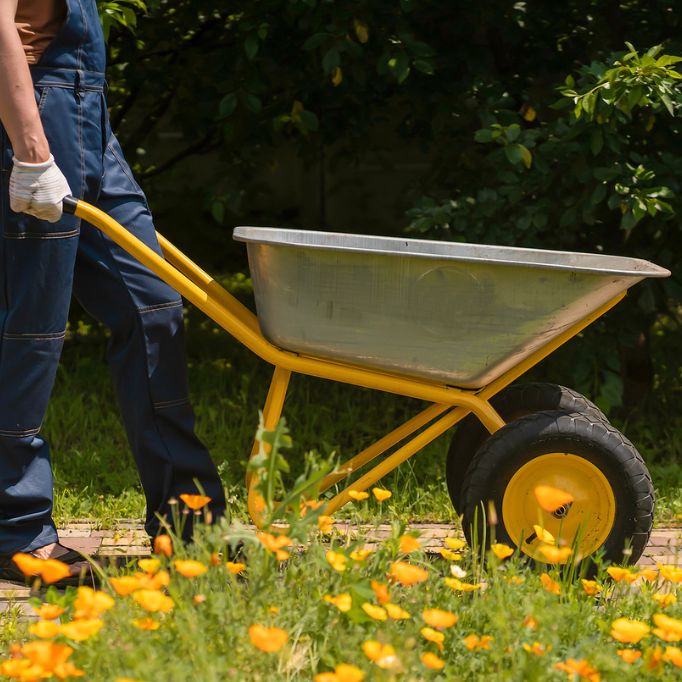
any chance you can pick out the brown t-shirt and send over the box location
[15,0,68,65]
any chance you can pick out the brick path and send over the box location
[1,521,680,613]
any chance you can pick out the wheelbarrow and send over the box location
[64,197,670,566]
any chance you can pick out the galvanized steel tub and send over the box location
[232,228,670,389]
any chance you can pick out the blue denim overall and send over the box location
[0,0,226,552]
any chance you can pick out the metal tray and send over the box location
[233,228,670,388]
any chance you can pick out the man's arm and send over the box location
[0,1,70,222]
[0,0,49,163]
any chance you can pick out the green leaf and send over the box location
[474,129,494,143]
[504,143,532,168]
[243,93,262,113]
[413,59,434,75]
[590,129,603,156]
[244,35,259,60]
[506,124,521,142]
[660,93,674,116]
[211,200,224,225]
[656,55,682,67]
[303,33,328,50]
[322,48,340,74]
[299,110,319,132]
[219,93,237,117]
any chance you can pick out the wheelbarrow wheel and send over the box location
[460,410,654,567]
[446,383,608,515]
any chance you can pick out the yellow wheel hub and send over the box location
[501,453,616,563]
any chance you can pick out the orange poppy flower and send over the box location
[372,488,392,502]
[421,652,445,670]
[318,516,334,534]
[33,604,65,620]
[361,641,399,669]
[362,603,387,621]
[463,634,493,651]
[74,587,115,620]
[399,535,421,553]
[174,560,208,578]
[538,545,573,564]
[523,615,538,629]
[610,618,650,643]
[607,567,638,584]
[314,664,366,682]
[659,564,682,583]
[138,559,160,574]
[326,550,348,573]
[491,543,514,560]
[389,561,428,586]
[533,485,574,513]
[21,641,74,672]
[652,613,682,642]
[350,549,372,562]
[423,608,458,629]
[522,642,550,656]
[136,569,170,590]
[664,646,682,668]
[540,573,560,595]
[385,603,411,620]
[638,568,658,582]
[132,590,174,613]
[110,576,141,596]
[420,627,445,651]
[324,593,352,613]
[179,494,212,510]
[13,553,71,584]
[553,658,600,681]
[248,624,288,652]
[193,594,207,605]
[532,525,556,545]
[444,577,482,592]
[60,619,104,642]
[653,592,677,608]
[153,534,173,557]
[28,620,61,639]
[371,580,390,604]
[580,579,601,596]
[226,561,247,575]
[348,490,369,501]
[617,649,642,664]
[257,532,291,561]
[132,617,160,631]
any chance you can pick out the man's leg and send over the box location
[72,132,226,541]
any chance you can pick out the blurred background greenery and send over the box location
[47,1,682,524]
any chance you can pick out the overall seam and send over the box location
[137,300,183,314]
[108,142,139,189]
[2,331,66,341]
[2,229,79,240]
[37,88,51,115]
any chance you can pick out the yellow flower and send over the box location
[174,560,208,578]
[653,592,677,608]
[248,624,288,652]
[607,567,638,584]
[659,564,682,583]
[268,606,279,614]
[540,573,560,595]
[12,553,71,584]
[389,561,428,586]
[362,603,387,621]
[610,618,650,643]
[348,490,369,501]
[28,620,61,639]
[385,603,411,620]
[399,535,421,553]
[226,561,247,575]
[444,577,481,592]
[362,641,399,669]
[324,593,352,613]
[533,485,574,513]
[326,550,348,573]
[554,658,600,681]
[664,646,682,668]
[463,634,493,651]
[421,652,445,670]
[538,545,573,563]
[138,559,160,574]
[179,493,212,510]
[132,590,174,613]
[257,532,291,561]
[617,649,642,663]
[350,549,372,562]
[522,642,550,656]
[420,627,445,651]
[371,580,390,604]
[532,525,555,545]
[444,538,466,551]
[316,663,366,682]
[60,619,104,642]
[422,608,458,629]
[439,549,461,561]
[153,534,173,557]
[132,617,160,631]
[505,575,525,585]
[491,543,514,560]
[652,613,682,642]
[32,604,65,620]
[110,576,142,596]
[638,568,658,582]
[372,488,392,502]
[318,515,334,534]
[74,587,114,620]
[581,579,602,596]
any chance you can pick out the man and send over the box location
[0,0,226,583]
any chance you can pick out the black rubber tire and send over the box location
[461,410,654,567]
[446,383,608,514]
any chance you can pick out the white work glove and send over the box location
[9,154,71,223]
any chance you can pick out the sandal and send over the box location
[0,543,99,588]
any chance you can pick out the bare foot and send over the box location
[32,543,91,577]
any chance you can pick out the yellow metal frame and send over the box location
[72,200,626,526]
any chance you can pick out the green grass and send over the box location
[45,276,682,528]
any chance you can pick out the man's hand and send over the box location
[9,155,71,223]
